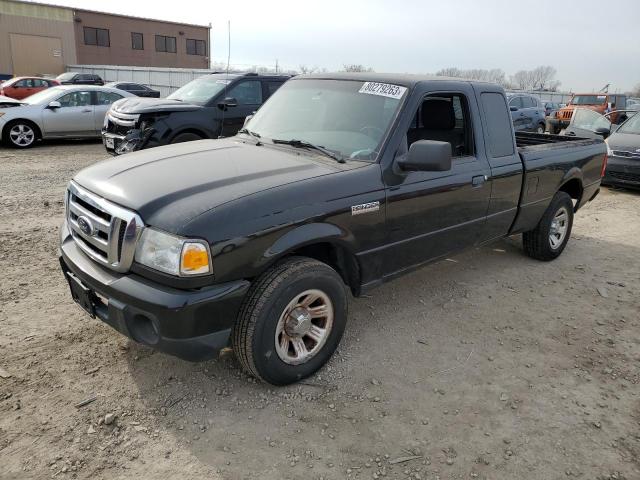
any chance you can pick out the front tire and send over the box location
[536,123,545,134]
[523,191,574,261]
[4,120,38,148]
[232,257,348,385]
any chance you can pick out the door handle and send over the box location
[472,175,487,187]
[565,131,576,136]
[81,109,92,113]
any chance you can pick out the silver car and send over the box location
[0,85,134,148]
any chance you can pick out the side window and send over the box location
[509,96,524,109]
[406,93,473,158]
[15,79,30,88]
[33,79,47,87]
[96,91,123,105]
[228,80,262,106]
[521,96,535,108]
[264,81,284,99]
[480,92,515,158]
[58,91,92,108]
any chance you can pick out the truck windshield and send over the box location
[167,75,233,105]
[571,95,607,105]
[245,79,407,161]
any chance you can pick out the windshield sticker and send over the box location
[215,80,231,85]
[359,82,406,99]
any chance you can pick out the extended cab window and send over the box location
[406,93,473,157]
[480,92,514,158]
[228,80,262,105]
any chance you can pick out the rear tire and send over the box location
[232,257,348,385]
[170,132,203,144]
[3,120,39,148]
[523,191,574,261]
[536,123,545,134]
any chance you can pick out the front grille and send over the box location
[105,110,140,136]
[608,171,640,183]
[561,110,573,119]
[66,181,144,272]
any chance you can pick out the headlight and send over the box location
[134,228,212,276]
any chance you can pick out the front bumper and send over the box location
[603,156,640,189]
[59,221,250,361]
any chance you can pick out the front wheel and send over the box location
[4,120,38,148]
[536,123,545,134]
[232,257,348,385]
[523,191,574,261]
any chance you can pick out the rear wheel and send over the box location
[523,191,574,261]
[232,257,348,385]
[4,120,38,148]
[170,132,203,144]
[536,123,545,134]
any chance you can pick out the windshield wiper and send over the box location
[272,138,345,163]
[238,128,261,139]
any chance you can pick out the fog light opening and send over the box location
[129,314,160,345]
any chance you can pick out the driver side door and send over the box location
[42,90,95,137]
[218,80,263,137]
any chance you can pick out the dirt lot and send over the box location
[1,140,639,480]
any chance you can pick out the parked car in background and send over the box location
[0,85,133,148]
[106,82,161,98]
[542,101,563,117]
[547,93,628,134]
[562,108,640,189]
[102,72,291,154]
[56,72,105,86]
[507,93,546,133]
[0,77,59,100]
[627,98,640,111]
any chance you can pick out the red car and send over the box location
[0,77,59,100]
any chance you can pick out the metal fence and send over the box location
[66,65,215,97]
[68,64,576,103]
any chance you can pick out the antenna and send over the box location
[218,20,231,139]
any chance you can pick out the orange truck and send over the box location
[546,93,627,134]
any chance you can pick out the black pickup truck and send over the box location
[60,73,605,385]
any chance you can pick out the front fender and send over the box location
[264,222,352,259]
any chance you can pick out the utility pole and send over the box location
[275,59,279,74]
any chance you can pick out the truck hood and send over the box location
[73,139,340,233]
[112,97,202,114]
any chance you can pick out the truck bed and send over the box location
[515,131,600,149]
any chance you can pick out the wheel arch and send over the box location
[264,223,362,296]
[169,127,208,143]
[558,174,584,211]
[2,118,42,142]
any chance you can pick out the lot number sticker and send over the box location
[359,82,407,99]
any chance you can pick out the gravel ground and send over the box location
[1,140,639,480]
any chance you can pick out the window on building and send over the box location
[186,39,206,56]
[155,35,177,53]
[84,27,110,47]
[131,32,144,50]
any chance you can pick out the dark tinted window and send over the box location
[131,32,144,50]
[186,39,206,56]
[521,96,535,108]
[228,80,263,105]
[480,92,515,158]
[265,81,285,98]
[155,35,177,53]
[84,27,109,47]
[96,91,123,105]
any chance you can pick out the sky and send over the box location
[32,0,640,92]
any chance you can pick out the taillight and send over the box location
[600,154,608,178]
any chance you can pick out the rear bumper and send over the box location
[59,221,250,361]
[602,156,640,189]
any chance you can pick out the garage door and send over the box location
[10,34,64,76]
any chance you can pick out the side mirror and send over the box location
[510,106,518,112]
[47,101,61,109]
[594,127,610,138]
[398,140,452,172]
[217,97,238,110]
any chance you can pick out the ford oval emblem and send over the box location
[77,215,95,236]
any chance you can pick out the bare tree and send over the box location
[510,66,561,91]
[632,83,640,97]
[435,67,463,78]
[298,65,319,75]
[342,64,374,73]
[436,67,508,87]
